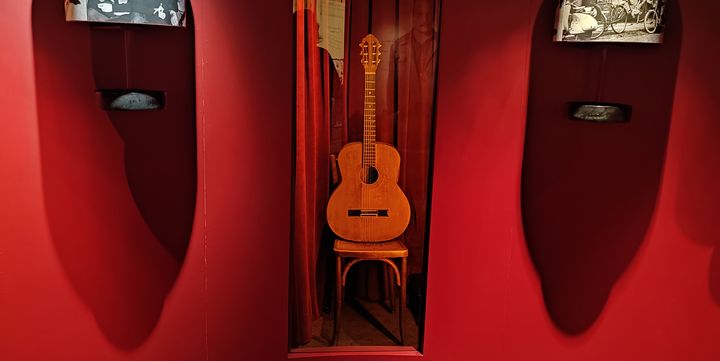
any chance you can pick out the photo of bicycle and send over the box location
[554,0,666,43]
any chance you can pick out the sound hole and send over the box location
[362,166,379,184]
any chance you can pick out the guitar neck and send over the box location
[363,72,377,168]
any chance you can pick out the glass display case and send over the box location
[290,0,440,352]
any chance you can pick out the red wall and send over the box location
[1,1,719,361]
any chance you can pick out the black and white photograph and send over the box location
[554,0,666,43]
[65,0,187,27]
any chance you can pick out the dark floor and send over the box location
[297,298,419,348]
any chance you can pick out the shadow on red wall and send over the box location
[31,0,196,349]
[673,42,720,306]
[522,0,682,334]
[675,125,720,305]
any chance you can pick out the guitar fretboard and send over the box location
[363,72,377,168]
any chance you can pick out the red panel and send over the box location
[1,1,204,360]
[198,0,292,360]
[522,0,681,335]
[1,1,719,361]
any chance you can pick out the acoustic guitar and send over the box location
[326,34,411,242]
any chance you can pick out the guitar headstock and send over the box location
[360,34,382,73]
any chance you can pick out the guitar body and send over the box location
[327,142,411,242]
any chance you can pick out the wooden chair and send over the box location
[329,154,409,346]
[332,239,408,345]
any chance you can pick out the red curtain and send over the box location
[291,0,332,346]
[387,0,438,277]
[291,0,439,346]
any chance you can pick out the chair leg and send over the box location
[332,256,342,346]
[382,264,390,310]
[388,264,397,313]
[399,257,407,346]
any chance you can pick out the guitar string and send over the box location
[362,48,366,242]
[363,72,368,242]
[361,42,378,242]
[364,71,377,242]
[363,72,374,242]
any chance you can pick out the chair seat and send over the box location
[334,239,408,259]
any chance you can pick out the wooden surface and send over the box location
[326,142,411,242]
[334,239,408,259]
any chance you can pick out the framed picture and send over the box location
[554,0,666,43]
[65,0,187,27]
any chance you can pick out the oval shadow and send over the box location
[522,0,682,334]
[32,0,197,349]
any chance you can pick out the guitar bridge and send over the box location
[348,209,389,217]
